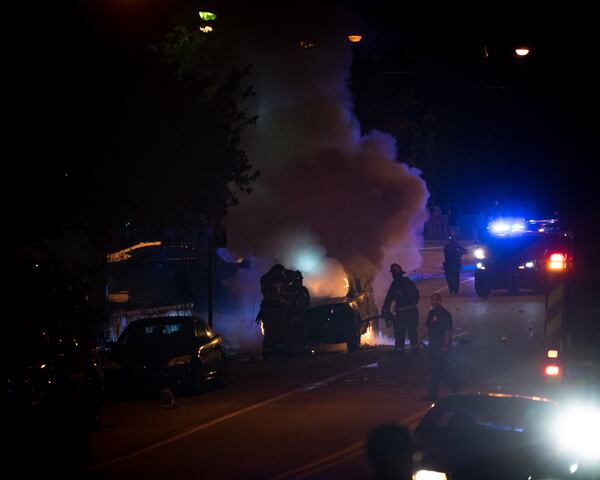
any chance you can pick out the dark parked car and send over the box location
[413,393,582,479]
[5,326,102,430]
[5,325,103,475]
[102,316,227,396]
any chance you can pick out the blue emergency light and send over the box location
[487,218,526,235]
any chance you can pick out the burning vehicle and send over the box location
[256,265,379,358]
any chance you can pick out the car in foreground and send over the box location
[102,316,227,396]
[413,393,594,479]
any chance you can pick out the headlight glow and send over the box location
[552,405,600,460]
[413,470,448,480]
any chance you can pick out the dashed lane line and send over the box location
[90,353,393,471]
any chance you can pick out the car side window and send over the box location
[194,320,210,340]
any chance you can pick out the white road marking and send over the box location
[90,355,391,471]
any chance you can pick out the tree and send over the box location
[14,2,259,339]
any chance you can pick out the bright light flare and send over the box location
[490,221,510,234]
[547,349,559,359]
[413,470,448,480]
[488,218,525,235]
[515,48,530,56]
[474,248,485,259]
[295,251,320,273]
[199,25,213,33]
[551,405,600,460]
[545,365,560,376]
[260,320,264,336]
[347,35,362,43]
[361,324,394,347]
[548,253,567,271]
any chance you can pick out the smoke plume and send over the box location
[214,4,429,349]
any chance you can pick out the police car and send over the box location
[473,218,572,298]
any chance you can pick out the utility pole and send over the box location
[207,225,227,329]
[207,234,214,328]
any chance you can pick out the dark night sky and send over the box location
[347,9,573,216]
[9,1,596,331]
[17,2,596,230]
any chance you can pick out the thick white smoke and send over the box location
[215,5,429,350]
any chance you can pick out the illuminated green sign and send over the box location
[199,11,217,21]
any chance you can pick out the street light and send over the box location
[515,47,530,56]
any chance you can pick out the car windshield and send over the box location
[119,321,193,349]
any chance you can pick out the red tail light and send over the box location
[547,252,567,271]
[545,365,561,376]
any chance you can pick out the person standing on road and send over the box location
[443,236,468,294]
[382,264,420,355]
[420,293,460,400]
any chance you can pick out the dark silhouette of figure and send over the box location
[382,264,420,354]
[256,264,310,359]
[420,293,460,400]
[366,424,414,480]
[443,237,467,294]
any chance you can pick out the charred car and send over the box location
[304,286,379,351]
[257,266,379,356]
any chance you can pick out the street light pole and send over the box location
[207,233,213,328]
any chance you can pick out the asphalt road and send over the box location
[89,249,554,479]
